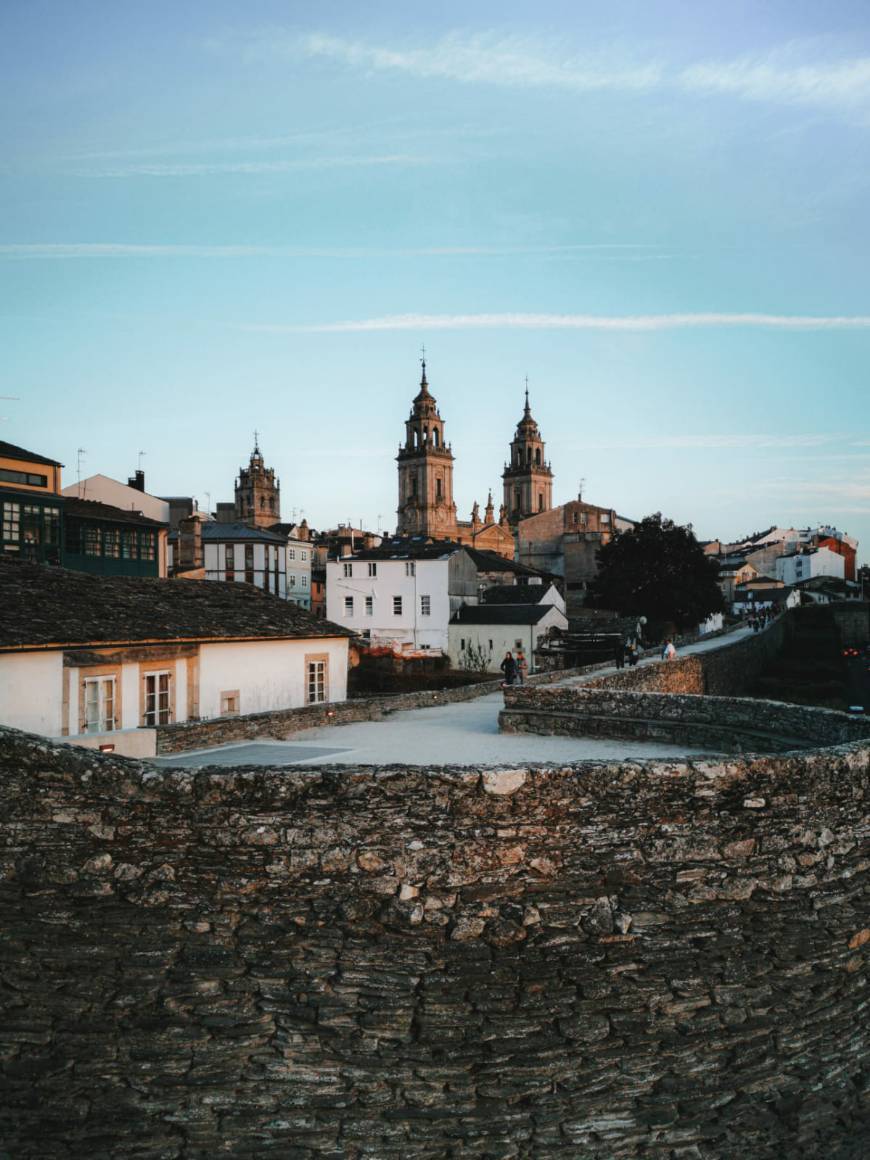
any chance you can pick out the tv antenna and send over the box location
[77,448,87,495]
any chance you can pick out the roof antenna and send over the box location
[578,477,585,502]
[77,448,87,497]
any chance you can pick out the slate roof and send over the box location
[346,537,462,562]
[63,496,165,528]
[0,558,352,651]
[450,604,557,626]
[168,522,289,545]
[0,439,62,467]
[481,583,551,605]
[462,547,546,577]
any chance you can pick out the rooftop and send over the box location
[64,496,165,528]
[0,439,62,468]
[481,583,554,605]
[0,558,352,651]
[450,604,556,626]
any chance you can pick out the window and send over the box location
[489,640,493,651]
[306,657,328,704]
[225,543,235,581]
[538,493,544,512]
[436,477,443,499]
[301,551,307,561]
[393,595,403,615]
[220,690,240,716]
[365,595,373,615]
[0,468,48,487]
[289,548,296,560]
[143,672,172,726]
[22,505,42,553]
[411,476,418,497]
[83,527,102,556]
[343,562,353,577]
[122,530,138,560]
[140,532,156,561]
[405,561,415,577]
[83,677,116,733]
[344,595,354,615]
[104,529,120,558]
[244,543,254,584]
[420,595,431,616]
[367,562,377,576]
[301,575,308,587]
[43,507,60,545]
[460,638,466,650]
[601,513,610,525]
[289,574,296,587]
[2,502,20,551]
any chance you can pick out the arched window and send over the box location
[436,477,443,499]
[538,492,544,511]
[432,427,439,448]
[535,448,541,466]
[526,447,532,464]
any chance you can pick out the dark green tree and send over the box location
[586,512,725,631]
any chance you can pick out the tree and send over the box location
[586,513,725,631]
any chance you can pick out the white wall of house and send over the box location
[62,475,170,524]
[327,557,451,650]
[0,652,64,735]
[775,547,844,587]
[203,540,288,599]
[448,606,568,673]
[198,637,348,717]
[286,538,312,609]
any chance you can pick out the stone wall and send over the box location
[1,726,868,1158]
[829,601,870,647]
[501,684,870,752]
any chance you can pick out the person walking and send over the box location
[662,639,676,661]
[500,651,518,686]
[614,638,626,669]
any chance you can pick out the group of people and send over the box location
[748,609,773,632]
[614,636,677,668]
[499,649,528,686]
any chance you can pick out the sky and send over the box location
[1,0,869,562]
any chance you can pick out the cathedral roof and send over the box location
[411,359,439,415]
[514,385,540,437]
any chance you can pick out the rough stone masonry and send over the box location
[0,723,868,1159]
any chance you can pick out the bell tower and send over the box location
[396,357,458,539]
[235,435,280,529]
[502,383,553,525]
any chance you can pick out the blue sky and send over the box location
[2,1,869,560]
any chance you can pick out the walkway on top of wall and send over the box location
[150,624,763,769]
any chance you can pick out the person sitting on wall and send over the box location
[500,651,518,686]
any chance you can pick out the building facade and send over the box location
[63,497,167,579]
[0,440,64,565]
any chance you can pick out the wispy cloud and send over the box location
[0,242,661,260]
[77,154,431,178]
[681,49,870,113]
[267,31,870,119]
[590,434,840,451]
[245,312,870,334]
[297,31,663,93]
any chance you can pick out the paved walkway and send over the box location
[151,623,764,770]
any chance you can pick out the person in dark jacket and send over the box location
[500,651,518,686]
[614,639,626,669]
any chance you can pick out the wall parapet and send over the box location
[0,725,868,1157]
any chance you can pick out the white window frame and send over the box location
[365,595,373,615]
[420,594,431,616]
[143,671,172,726]
[344,595,354,615]
[83,676,116,733]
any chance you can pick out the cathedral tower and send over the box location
[396,359,458,539]
[235,437,280,528]
[502,385,553,525]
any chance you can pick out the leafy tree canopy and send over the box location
[586,512,725,630]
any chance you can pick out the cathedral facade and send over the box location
[394,361,554,559]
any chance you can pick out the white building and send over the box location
[775,546,845,587]
[448,602,568,674]
[327,547,454,651]
[0,557,350,758]
[284,535,312,609]
[169,520,289,600]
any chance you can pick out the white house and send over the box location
[326,545,454,651]
[0,557,351,758]
[775,547,845,587]
[448,602,568,674]
[169,520,289,599]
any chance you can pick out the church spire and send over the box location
[524,376,531,417]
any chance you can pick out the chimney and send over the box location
[178,513,204,570]
[340,541,353,558]
[127,469,145,492]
